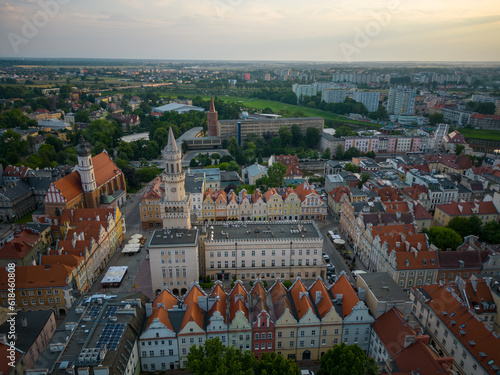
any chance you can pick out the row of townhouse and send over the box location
[139,275,374,371]
[320,133,424,157]
[339,198,500,290]
[200,182,327,222]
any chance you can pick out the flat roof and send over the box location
[358,272,409,301]
[205,221,322,242]
[101,266,128,284]
[149,228,198,246]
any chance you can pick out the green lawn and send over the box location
[459,128,500,142]
[15,212,33,224]
[162,92,382,129]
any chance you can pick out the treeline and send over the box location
[300,94,369,116]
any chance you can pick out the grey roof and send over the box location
[206,221,321,242]
[220,170,242,183]
[349,187,367,197]
[26,176,52,191]
[0,179,32,200]
[149,228,199,247]
[245,163,267,178]
[0,310,54,352]
[352,201,385,213]
[23,222,51,234]
[456,183,472,194]
[154,103,204,113]
[358,272,409,302]
[37,119,69,129]
[185,175,204,194]
[325,160,342,168]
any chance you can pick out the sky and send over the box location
[1,0,500,62]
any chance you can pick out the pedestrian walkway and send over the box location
[133,257,153,299]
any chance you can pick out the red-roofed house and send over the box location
[206,282,228,345]
[139,289,180,371]
[295,182,326,220]
[289,278,321,360]
[250,281,275,359]
[434,202,499,226]
[0,229,44,267]
[412,283,500,375]
[329,274,374,351]
[470,113,500,130]
[228,281,252,352]
[2,165,31,184]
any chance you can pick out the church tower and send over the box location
[207,97,218,137]
[160,127,191,229]
[76,137,98,208]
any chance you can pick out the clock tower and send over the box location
[160,127,191,229]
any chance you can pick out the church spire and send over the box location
[209,97,215,112]
[166,126,178,152]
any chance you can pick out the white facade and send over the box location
[387,86,416,116]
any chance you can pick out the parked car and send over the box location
[301,370,315,375]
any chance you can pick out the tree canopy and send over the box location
[318,343,377,375]
[427,226,463,251]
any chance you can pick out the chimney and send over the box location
[22,317,27,328]
[145,303,153,317]
[404,335,415,347]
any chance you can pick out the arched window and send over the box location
[176,163,179,173]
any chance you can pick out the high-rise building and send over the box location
[207,97,218,137]
[387,86,416,116]
[354,91,380,112]
[160,127,191,229]
[321,89,347,104]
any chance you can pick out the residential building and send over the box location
[387,86,417,116]
[250,281,275,358]
[437,251,482,282]
[228,281,252,351]
[0,229,45,267]
[411,283,500,375]
[242,163,268,185]
[434,201,499,226]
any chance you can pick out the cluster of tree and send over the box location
[425,226,463,251]
[428,113,445,125]
[250,88,299,105]
[82,119,124,155]
[299,94,369,116]
[116,139,160,161]
[187,338,301,375]
[255,162,287,190]
[0,85,27,99]
[0,109,38,129]
[447,216,500,244]
[366,105,388,120]
[187,338,376,375]
[334,144,375,161]
[466,101,496,115]
[191,96,242,120]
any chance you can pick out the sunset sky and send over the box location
[1,0,499,61]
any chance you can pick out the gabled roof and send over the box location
[308,278,335,320]
[269,279,295,321]
[0,230,40,260]
[289,278,315,320]
[209,282,227,323]
[328,186,351,203]
[229,281,249,324]
[180,283,205,331]
[147,306,174,331]
[153,289,179,310]
[372,307,416,356]
[41,254,84,268]
[395,250,438,270]
[412,202,433,220]
[250,281,271,324]
[295,182,320,202]
[330,274,359,318]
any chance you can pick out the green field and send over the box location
[459,128,500,142]
[162,92,382,129]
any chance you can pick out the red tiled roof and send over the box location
[372,307,416,356]
[383,201,410,214]
[395,250,438,270]
[3,165,30,178]
[41,254,84,268]
[437,250,482,269]
[416,284,500,375]
[142,176,164,200]
[229,281,249,323]
[0,264,74,289]
[328,187,351,203]
[153,289,179,310]
[180,284,205,331]
[0,230,40,260]
[330,274,359,318]
[412,202,433,220]
[308,278,335,320]
[289,278,314,320]
[392,337,453,375]
[436,202,498,217]
[269,279,294,321]
[0,343,22,374]
[209,282,227,323]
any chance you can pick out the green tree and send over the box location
[344,163,360,173]
[254,352,300,375]
[428,227,463,251]
[305,127,321,148]
[469,216,483,236]
[480,221,500,244]
[344,147,361,160]
[137,166,161,183]
[187,338,255,375]
[364,151,376,159]
[319,343,377,375]
[429,112,445,125]
[335,144,345,160]
[267,161,287,187]
[278,126,292,147]
[334,126,355,138]
[358,172,371,188]
[322,148,331,159]
[455,144,465,156]
[290,124,302,146]
[446,217,472,238]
